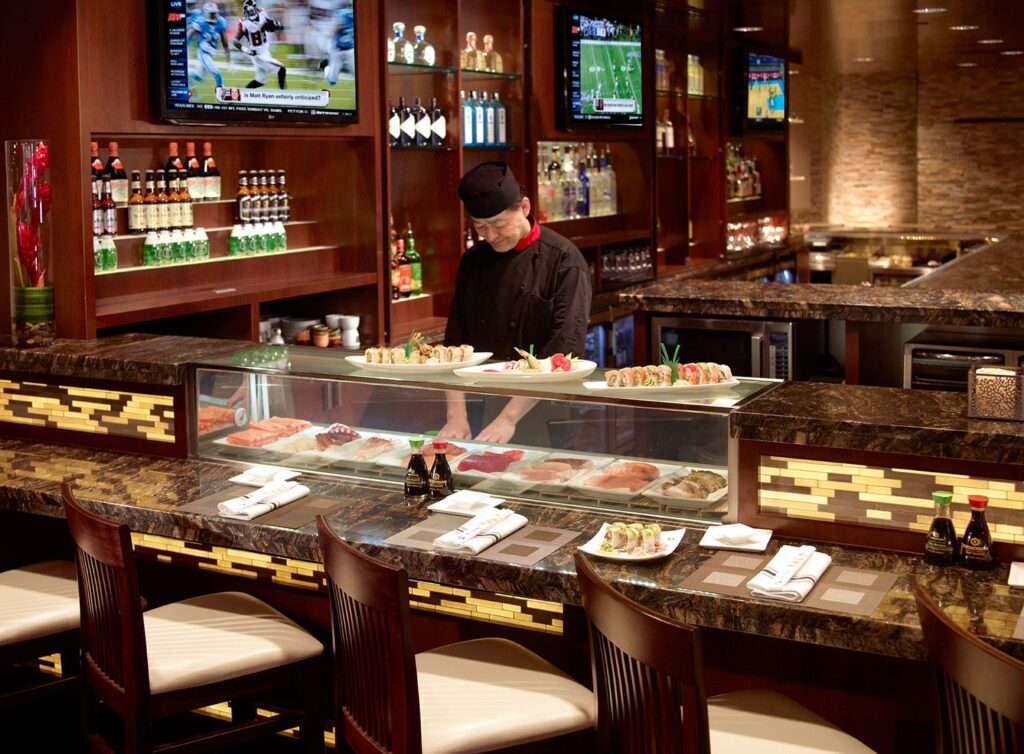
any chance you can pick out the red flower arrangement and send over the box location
[12,141,51,288]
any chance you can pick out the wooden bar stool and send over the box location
[315,516,595,754]
[913,586,1024,753]
[0,560,79,707]
[574,552,875,754]
[62,483,325,754]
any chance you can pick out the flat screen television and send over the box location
[746,53,785,130]
[151,0,357,126]
[558,8,644,129]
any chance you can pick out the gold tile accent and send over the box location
[865,509,892,520]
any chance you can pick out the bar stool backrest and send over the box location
[574,552,711,754]
[61,484,150,720]
[913,587,1024,753]
[316,516,422,754]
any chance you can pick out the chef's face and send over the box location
[470,198,532,252]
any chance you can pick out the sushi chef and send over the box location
[441,161,593,443]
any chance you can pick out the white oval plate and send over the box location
[345,351,492,374]
[453,360,597,383]
[578,523,686,562]
[581,378,741,394]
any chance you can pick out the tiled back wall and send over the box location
[791,67,1024,230]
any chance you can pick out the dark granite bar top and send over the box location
[1,435,1020,663]
[730,381,1024,465]
[0,334,253,385]
[620,237,1024,327]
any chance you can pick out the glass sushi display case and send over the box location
[192,346,780,523]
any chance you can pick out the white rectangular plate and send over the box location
[566,461,685,502]
[582,378,740,394]
[453,360,597,383]
[426,491,505,516]
[228,467,302,487]
[453,448,546,480]
[578,523,686,562]
[346,351,491,374]
[641,466,730,510]
[698,526,773,552]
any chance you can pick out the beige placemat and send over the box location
[384,514,580,567]
[682,550,898,617]
[180,486,347,529]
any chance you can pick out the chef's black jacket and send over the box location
[445,222,592,360]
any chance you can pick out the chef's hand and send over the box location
[438,418,472,440]
[475,415,516,444]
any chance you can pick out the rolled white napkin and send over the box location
[433,508,528,555]
[218,484,310,521]
[747,544,832,603]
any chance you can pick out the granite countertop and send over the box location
[0,334,253,385]
[620,237,1024,327]
[730,381,1024,465]
[2,435,1020,663]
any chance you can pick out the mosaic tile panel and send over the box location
[131,533,563,635]
[0,379,175,443]
[758,455,1024,544]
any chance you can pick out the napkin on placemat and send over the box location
[218,483,311,521]
[746,544,832,603]
[432,508,528,555]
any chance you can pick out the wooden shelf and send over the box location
[96,268,377,327]
[95,244,338,276]
[389,316,448,345]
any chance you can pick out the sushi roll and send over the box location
[643,366,660,386]
[640,526,657,553]
[624,525,641,551]
[447,345,461,363]
[364,347,381,364]
[390,347,406,365]
[646,523,662,546]
[656,364,673,385]
[605,369,623,387]
[718,363,734,381]
[379,348,392,365]
[461,345,475,361]
[628,367,644,387]
[608,522,628,549]
[706,363,723,383]
[681,363,699,385]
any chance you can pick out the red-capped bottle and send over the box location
[428,439,455,499]
[961,495,996,570]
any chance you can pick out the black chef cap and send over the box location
[458,161,520,219]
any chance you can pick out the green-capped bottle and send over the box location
[404,437,430,498]
[924,491,957,566]
[405,222,422,295]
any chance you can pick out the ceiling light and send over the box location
[854,56,874,63]
[949,25,979,31]
[912,7,947,13]
[733,26,763,33]
[957,62,978,67]
[1000,50,1024,55]
[978,39,1004,44]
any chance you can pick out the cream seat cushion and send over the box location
[143,591,323,695]
[0,561,78,645]
[416,637,595,754]
[708,689,876,753]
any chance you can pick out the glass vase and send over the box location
[7,139,54,347]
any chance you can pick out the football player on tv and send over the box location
[324,5,355,86]
[189,2,229,90]
[232,0,288,90]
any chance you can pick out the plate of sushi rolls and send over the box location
[347,344,491,374]
[454,349,597,383]
[578,521,686,561]
[582,362,739,393]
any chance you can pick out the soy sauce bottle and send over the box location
[428,439,455,499]
[961,495,996,570]
[924,491,957,566]
[404,437,430,498]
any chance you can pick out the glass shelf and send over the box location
[655,89,686,99]
[727,195,763,204]
[657,154,686,161]
[463,143,521,151]
[387,61,457,75]
[460,68,522,80]
[688,93,718,101]
[389,144,458,152]
[113,219,315,242]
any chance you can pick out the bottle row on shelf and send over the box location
[726,215,787,255]
[89,140,221,208]
[235,169,292,224]
[385,22,506,73]
[655,112,697,157]
[460,91,509,147]
[725,143,762,201]
[535,142,618,223]
[388,214,423,300]
[653,50,705,95]
[388,96,447,148]
[92,227,211,273]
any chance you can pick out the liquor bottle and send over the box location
[236,170,252,224]
[167,171,183,229]
[201,142,221,200]
[405,222,422,295]
[103,142,129,207]
[413,25,435,66]
[548,145,562,220]
[471,91,485,147]
[428,439,455,498]
[89,141,103,179]
[101,178,117,236]
[461,90,474,147]
[397,238,412,297]
[266,171,279,222]
[392,22,414,65]
[390,233,401,301]
[165,141,184,175]
[386,25,396,63]
[404,438,430,498]
[482,34,503,73]
[461,31,482,71]
[91,177,104,239]
[276,170,290,221]
[127,171,145,233]
[961,495,996,570]
[388,100,401,147]
[185,142,205,201]
[399,96,415,147]
[142,170,158,231]
[413,97,431,147]
[482,92,495,146]
[925,491,957,566]
[664,111,675,154]
[492,93,507,146]
[177,169,194,227]
[604,146,618,215]
[429,97,446,147]
[577,159,590,218]
[687,118,697,157]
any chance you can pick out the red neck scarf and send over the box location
[514,218,541,251]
